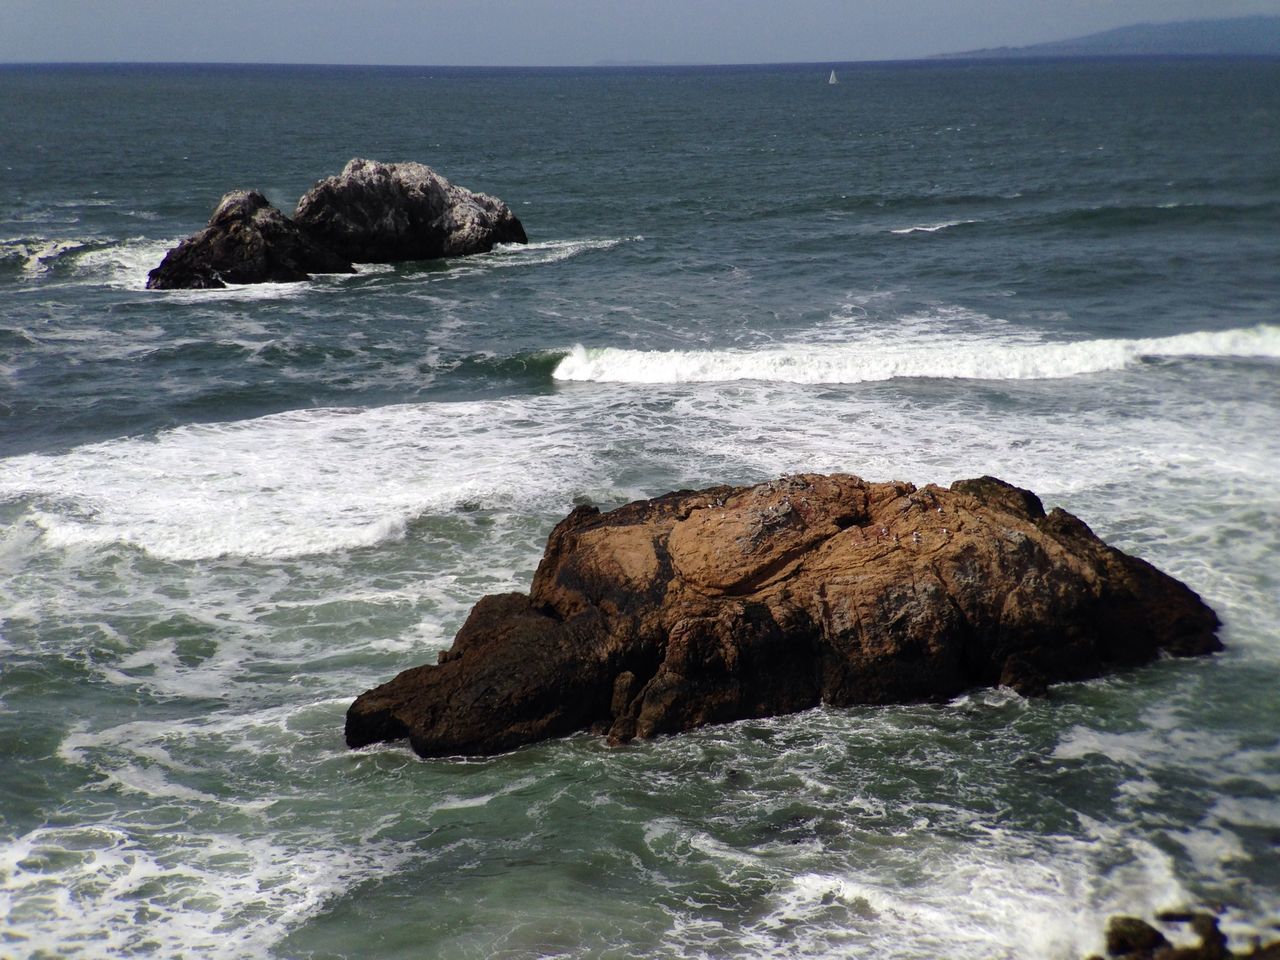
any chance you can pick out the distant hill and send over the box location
[939,16,1280,59]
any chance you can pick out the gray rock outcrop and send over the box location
[147,160,527,289]
[146,190,354,290]
[293,158,527,262]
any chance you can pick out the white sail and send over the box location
[828,69,838,85]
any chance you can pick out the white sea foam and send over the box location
[0,812,404,960]
[484,235,639,265]
[70,236,181,289]
[0,399,610,561]
[444,235,641,277]
[4,320,1279,574]
[889,219,978,234]
[552,324,1280,385]
[0,234,177,289]
[652,810,1192,960]
[628,703,1278,958]
[1052,700,1280,894]
[17,238,88,275]
[1051,700,1270,781]
[0,696,521,959]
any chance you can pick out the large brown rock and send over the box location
[293,158,527,262]
[146,190,354,290]
[346,474,1221,757]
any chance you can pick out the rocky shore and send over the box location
[147,159,525,289]
[346,473,1221,758]
[1091,913,1280,959]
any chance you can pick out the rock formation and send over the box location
[147,160,526,289]
[293,158,527,262]
[346,474,1221,758]
[145,190,354,290]
[1088,912,1280,959]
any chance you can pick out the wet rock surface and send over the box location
[145,190,354,290]
[347,473,1222,758]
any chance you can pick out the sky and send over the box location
[3,0,1280,65]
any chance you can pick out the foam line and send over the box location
[889,219,979,234]
[2,326,1276,563]
[551,325,1280,385]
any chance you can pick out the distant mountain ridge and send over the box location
[939,15,1280,59]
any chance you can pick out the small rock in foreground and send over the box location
[1086,912,1280,959]
[347,474,1221,758]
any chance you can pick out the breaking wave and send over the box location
[551,325,1280,385]
[889,220,979,235]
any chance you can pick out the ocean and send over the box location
[1,58,1278,959]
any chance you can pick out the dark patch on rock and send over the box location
[1087,912,1278,960]
[1107,916,1171,956]
[347,473,1222,758]
[146,190,354,290]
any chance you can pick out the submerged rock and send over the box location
[346,474,1222,758]
[146,190,354,290]
[293,158,527,262]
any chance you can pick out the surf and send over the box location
[551,324,1280,385]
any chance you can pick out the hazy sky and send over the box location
[4,0,1280,65]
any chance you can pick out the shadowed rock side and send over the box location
[1088,912,1280,959]
[346,474,1222,757]
[293,158,528,262]
[145,190,354,290]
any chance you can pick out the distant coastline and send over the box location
[3,17,1280,71]
[2,50,1278,75]
[935,15,1280,60]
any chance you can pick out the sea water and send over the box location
[1,59,1278,959]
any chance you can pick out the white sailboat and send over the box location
[828,69,838,85]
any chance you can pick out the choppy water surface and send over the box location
[1,59,1278,959]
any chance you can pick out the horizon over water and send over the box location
[1,59,1278,959]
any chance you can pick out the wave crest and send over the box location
[551,325,1280,385]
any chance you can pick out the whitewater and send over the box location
[551,324,1280,384]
